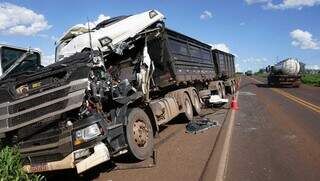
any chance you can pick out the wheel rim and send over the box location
[133,119,149,148]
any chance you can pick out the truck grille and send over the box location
[9,101,67,127]
[8,88,68,114]
[0,79,87,132]
[20,125,73,164]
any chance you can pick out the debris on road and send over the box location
[114,150,157,171]
[186,118,219,134]
[209,95,229,104]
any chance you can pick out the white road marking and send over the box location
[215,91,238,181]
[238,91,256,96]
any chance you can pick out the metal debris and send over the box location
[186,118,219,134]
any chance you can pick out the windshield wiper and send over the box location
[0,50,34,81]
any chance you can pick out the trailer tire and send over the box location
[232,82,237,94]
[220,84,226,98]
[230,84,235,95]
[217,85,223,98]
[191,90,201,115]
[183,93,193,121]
[126,108,154,160]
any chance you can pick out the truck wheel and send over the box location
[126,108,154,160]
[191,90,201,115]
[183,93,193,121]
[217,85,223,98]
[231,84,235,95]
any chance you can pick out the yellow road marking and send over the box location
[248,77,320,113]
[271,88,320,113]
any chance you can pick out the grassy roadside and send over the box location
[0,145,41,181]
[254,72,269,78]
[301,74,320,87]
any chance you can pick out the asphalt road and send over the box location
[46,105,232,181]
[226,76,320,181]
[94,108,229,181]
[47,76,319,181]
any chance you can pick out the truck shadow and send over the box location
[44,116,191,181]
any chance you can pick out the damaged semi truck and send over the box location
[0,10,236,174]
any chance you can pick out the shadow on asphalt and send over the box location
[44,115,191,181]
[255,83,297,89]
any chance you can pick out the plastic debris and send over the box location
[186,118,219,134]
[209,95,228,104]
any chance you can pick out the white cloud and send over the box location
[210,43,230,53]
[235,63,241,72]
[237,57,269,72]
[32,48,54,66]
[265,0,320,10]
[38,34,58,42]
[200,10,213,20]
[290,29,320,50]
[94,14,111,25]
[245,0,320,10]
[241,57,268,63]
[306,64,320,70]
[42,54,55,66]
[240,22,246,26]
[245,0,270,5]
[0,3,51,36]
[76,14,111,28]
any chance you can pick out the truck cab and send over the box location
[0,44,42,79]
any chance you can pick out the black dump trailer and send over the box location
[0,27,235,174]
[211,49,237,95]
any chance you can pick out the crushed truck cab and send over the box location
[0,9,238,175]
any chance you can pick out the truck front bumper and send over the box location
[23,142,110,174]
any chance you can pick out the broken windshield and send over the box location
[1,47,41,77]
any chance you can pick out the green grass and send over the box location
[0,145,42,181]
[254,72,269,78]
[302,74,320,86]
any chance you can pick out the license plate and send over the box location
[30,163,49,173]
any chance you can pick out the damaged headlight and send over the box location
[99,36,112,47]
[74,124,101,146]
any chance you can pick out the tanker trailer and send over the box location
[267,58,301,87]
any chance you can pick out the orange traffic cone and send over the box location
[231,96,239,110]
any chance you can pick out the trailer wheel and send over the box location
[217,85,223,98]
[126,108,154,160]
[230,85,234,95]
[183,93,193,121]
[191,90,201,115]
[232,83,236,94]
[220,84,226,98]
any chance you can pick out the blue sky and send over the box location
[0,0,319,71]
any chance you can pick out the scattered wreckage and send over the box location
[0,10,237,174]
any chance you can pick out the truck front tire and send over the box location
[126,108,154,160]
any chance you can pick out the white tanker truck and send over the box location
[266,58,302,87]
